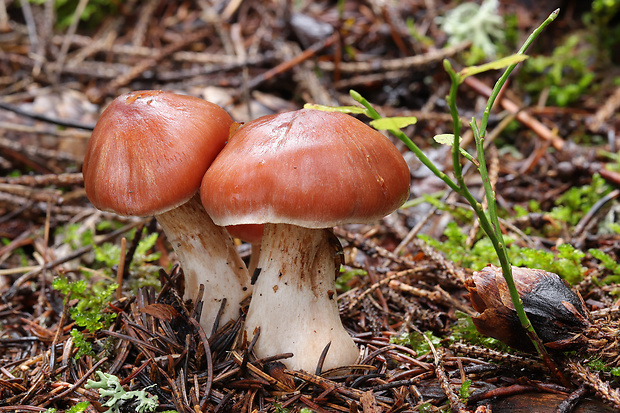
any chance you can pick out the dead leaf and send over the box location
[139,303,180,322]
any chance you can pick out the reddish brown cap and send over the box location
[201,109,410,228]
[83,90,233,216]
[227,224,264,244]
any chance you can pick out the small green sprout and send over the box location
[459,380,472,404]
[85,371,159,413]
[310,10,561,361]
[70,329,95,359]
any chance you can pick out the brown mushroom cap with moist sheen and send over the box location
[83,90,233,217]
[201,108,410,371]
[201,109,410,227]
[82,90,250,334]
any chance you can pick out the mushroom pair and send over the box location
[84,94,411,371]
[201,109,411,371]
[82,90,251,332]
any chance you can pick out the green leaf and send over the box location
[459,54,529,81]
[433,134,480,167]
[303,103,367,114]
[434,133,458,145]
[369,116,417,130]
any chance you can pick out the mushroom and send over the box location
[201,109,411,371]
[82,90,251,332]
[226,224,264,276]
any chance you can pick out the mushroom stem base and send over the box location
[245,223,358,371]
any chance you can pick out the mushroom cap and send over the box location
[201,109,410,228]
[83,90,233,216]
[227,224,264,244]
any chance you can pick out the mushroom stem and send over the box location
[245,223,358,371]
[156,194,251,331]
[247,243,261,276]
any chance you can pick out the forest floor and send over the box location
[1,0,620,412]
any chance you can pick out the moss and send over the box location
[52,276,117,333]
[550,174,612,227]
[389,330,443,354]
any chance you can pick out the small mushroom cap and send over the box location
[83,90,233,216]
[201,109,410,228]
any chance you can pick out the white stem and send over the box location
[247,242,261,276]
[245,223,358,371]
[156,195,251,333]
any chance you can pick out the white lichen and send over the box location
[437,0,504,58]
[85,371,159,413]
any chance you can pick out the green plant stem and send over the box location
[351,90,461,194]
[445,62,465,187]
[447,9,566,382]
[477,9,560,137]
[468,9,559,355]
[467,10,565,382]
[353,9,568,383]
